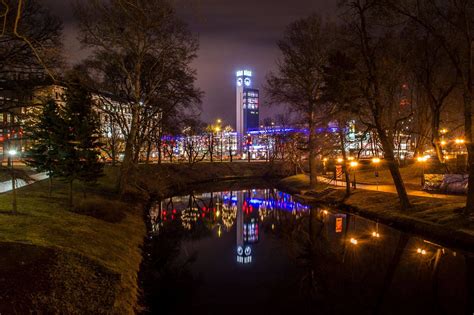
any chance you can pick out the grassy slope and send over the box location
[0,167,146,313]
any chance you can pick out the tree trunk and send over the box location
[431,107,444,164]
[379,131,411,210]
[145,140,152,164]
[119,105,139,193]
[464,91,474,215]
[338,123,351,197]
[309,115,318,189]
[69,179,74,208]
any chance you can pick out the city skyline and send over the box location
[42,0,336,127]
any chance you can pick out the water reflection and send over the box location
[144,188,473,315]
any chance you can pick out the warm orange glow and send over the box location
[455,138,465,144]
[350,238,358,245]
[337,158,343,163]
[372,231,380,238]
[350,161,358,167]
[417,156,427,162]
[440,140,447,146]
[348,156,355,161]
[323,158,328,162]
[372,157,381,164]
[440,128,448,134]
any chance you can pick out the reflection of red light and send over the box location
[202,213,205,218]
[163,210,167,216]
[172,209,176,214]
[171,215,175,220]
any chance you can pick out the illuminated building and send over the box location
[235,70,259,136]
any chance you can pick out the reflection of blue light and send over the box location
[223,196,238,202]
[248,198,263,204]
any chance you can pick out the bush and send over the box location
[73,197,128,223]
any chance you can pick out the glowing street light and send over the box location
[372,157,381,190]
[322,157,328,175]
[350,161,359,189]
[417,156,428,187]
[337,158,343,163]
[417,248,427,255]
[372,231,380,238]
[440,140,447,146]
[439,128,448,135]
[455,138,465,144]
[350,238,358,245]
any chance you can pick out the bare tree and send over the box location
[385,0,474,215]
[75,0,201,192]
[339,0,412,210]
[266,14,335,188]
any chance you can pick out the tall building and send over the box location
[235,70,259,136]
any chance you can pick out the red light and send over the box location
[202,213,205,218]
[171,215,175,220]
[163,210,167,216]
[172,209,177,214]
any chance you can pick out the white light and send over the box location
[243,70,252,76]
[244,246,251,256]
[244,77,251,86]
[8,149,17,156]
[237,78,243,86]
[350,238,358,245]
[236,70,243,77]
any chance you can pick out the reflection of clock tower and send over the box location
[235,70,259,137]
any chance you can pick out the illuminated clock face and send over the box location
[244,246,251,256]
[237,246,243,255]
[237,78,243,86]
[244,77,251,87]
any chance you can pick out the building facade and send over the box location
[235,70,259,136]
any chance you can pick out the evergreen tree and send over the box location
[58,80,104,206]
[25,98,62,196]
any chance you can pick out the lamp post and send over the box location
[8,149,17,213]
[350,161,358,189]
[372,157,380,191]
[417,156,428,187]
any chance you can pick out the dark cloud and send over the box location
[41,0,336,127]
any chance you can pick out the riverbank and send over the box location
[277,174,474,251]
[135,161,294,198]
[0,167,146,314]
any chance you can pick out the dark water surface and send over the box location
[142,186,474,315]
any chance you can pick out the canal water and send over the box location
[141,187,474,315]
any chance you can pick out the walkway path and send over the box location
[317,176,465,201]
[0,172,48,193]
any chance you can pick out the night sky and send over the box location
[43,0,336,128]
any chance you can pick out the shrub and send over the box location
[73,197,128,223]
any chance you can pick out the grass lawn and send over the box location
[0,166,146,313]
[352,163,423,187]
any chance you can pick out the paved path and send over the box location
[317,176,465,201]
[0,172,48,193]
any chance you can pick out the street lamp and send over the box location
[8,149,17,213]
[372,157,381,191]
[323,157,328,175]
[350,161,358,189]
[417,156,428,187]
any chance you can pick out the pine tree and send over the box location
[58,80,104,207]
[25,98,62,197]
